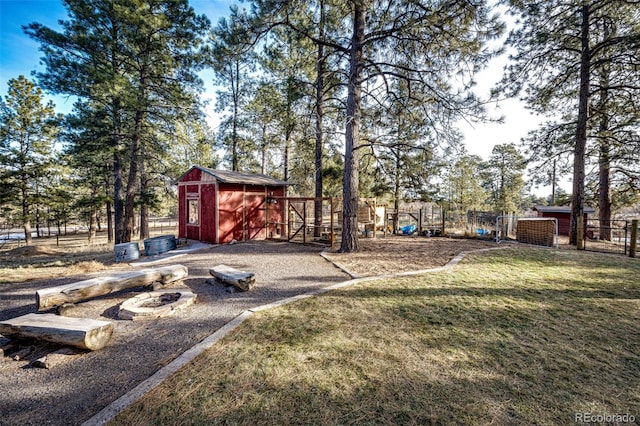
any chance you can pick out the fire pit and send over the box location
[118,289,197,320]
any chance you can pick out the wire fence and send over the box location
[0,217,178,249]
[584,219,638,257]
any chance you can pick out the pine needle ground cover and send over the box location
[114,247,640,425]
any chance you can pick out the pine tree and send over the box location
[483,143,525,214]
[245,0,503,251]
[27,0,209,243]
[500,0,640,244]
[211,7,257,172]
[0,76,60,244]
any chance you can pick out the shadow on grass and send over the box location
[114,246,640,425]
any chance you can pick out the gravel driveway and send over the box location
[0,241,349,426]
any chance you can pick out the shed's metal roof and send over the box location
[534,205,595,214]
[180,165,289,186]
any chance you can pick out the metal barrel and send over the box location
[115,242,141,262]
[143,235,176,256]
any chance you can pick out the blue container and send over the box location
[144,235,177,256]
[115,242,141,262]
[401,225,416,235]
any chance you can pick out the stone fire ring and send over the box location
[118,289,197,321]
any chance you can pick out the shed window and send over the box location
[187,199,199,225]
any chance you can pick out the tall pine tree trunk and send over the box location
[232,61,240,172]
[21,182,32,245]
[597,20,612,241]
[284,136,290,183]
[570,4,590,246]
[113,96,126,245]
[106,200,113,243]
[340,1,365,253]
[139,157,149,240]
[598,136,611,240]
[114,152,125,244]
[393,146,401,234]
[261,123,267,174]
[314,0,325,238]
[597,101,611,241]
[124,109,142,243]
[88,204,97,244]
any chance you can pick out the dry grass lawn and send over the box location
[113,247,640,425]
[0,228,177,284]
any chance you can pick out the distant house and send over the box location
[533,205,595,236]
[177,166,288,244]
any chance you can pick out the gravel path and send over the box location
[0,241,348,426]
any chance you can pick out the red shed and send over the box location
[177,166,288,244]
[533,205,595,236]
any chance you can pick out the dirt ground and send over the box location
[0,235,497,426]
[323,236,497,276]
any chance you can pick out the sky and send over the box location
[0,0,235,117]
[0,0,557,197]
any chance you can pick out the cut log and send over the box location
[209,264,255,292]
[0,313,113,351]
[36,264,188,311]
[12,346,34,361]
[57,303,78,317]
[31,347,81,369]
[1,341,17,358]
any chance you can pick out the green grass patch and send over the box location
[113,247,640,425]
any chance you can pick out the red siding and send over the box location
[178,185,186,238]
[177,168,286,244]
[218,188,244,243]
[246,194,266,240]
[539,211,588,236]
[181,168,202,182]
[200,183,217,243]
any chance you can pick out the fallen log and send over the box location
[31,347,82,369]
[0,313,113,351]
[11,346,34,361]
[209,264,255,292]
[36,264,188,311]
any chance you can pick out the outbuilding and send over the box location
[533,205,595,236]
[177,166,288,244]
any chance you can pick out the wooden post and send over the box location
[441,209,446,236]
[383,206,388,237]
[373,199,377,239]
[265,193,270,238]
[329,197,334,249]
[576,215,584,250]
[303,200,307,244]
[630,219,638,258]
[287,202,292,241]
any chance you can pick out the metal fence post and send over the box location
[630,219,638,258]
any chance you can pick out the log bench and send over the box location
[0,313,114,351]
[36,264,188,311]
[209,264,255,292]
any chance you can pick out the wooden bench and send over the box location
[36,264,188,311]
[210,264,255,292]
[0,313,113,351]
